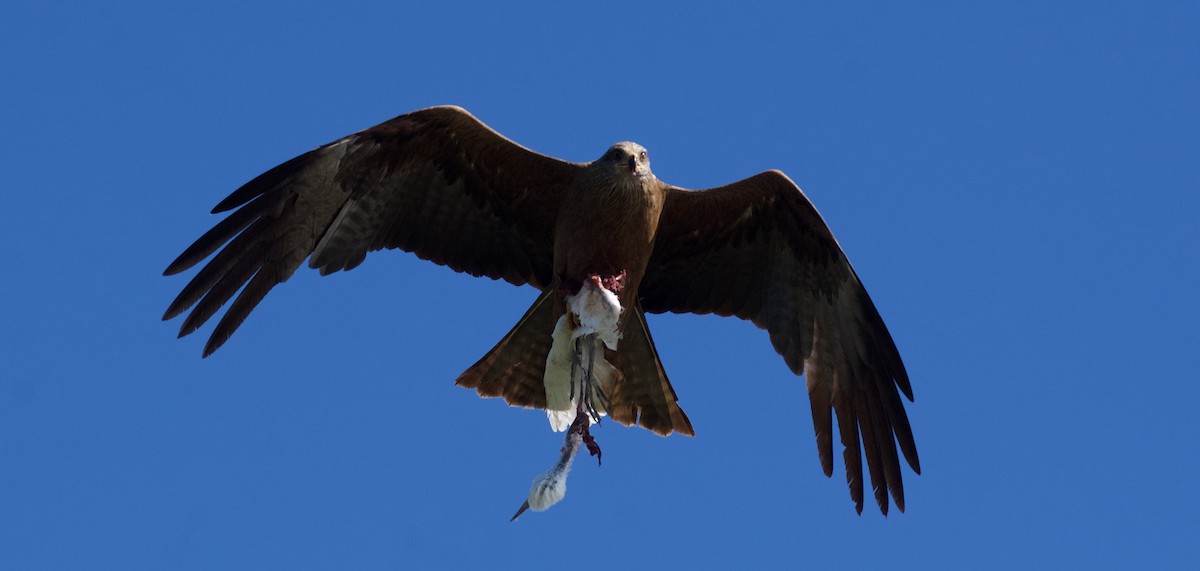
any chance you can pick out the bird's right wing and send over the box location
[163,106,581,356]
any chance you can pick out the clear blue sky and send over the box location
[3,2,1197,568]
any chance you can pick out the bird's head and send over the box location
[596,142,652,180]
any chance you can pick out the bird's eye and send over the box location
[639,151,647,161]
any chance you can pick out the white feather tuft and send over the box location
[567,280,622,350]
[527,467,569,511]
[543,315,576,431]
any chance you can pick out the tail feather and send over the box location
[455,290,560,409]
[606,303,694,436]
[456,294,693,437]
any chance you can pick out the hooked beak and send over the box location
[627,156,638,172]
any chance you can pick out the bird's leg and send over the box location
[581,336,602,423]
[570,394,601,466]
[575,333,614,426]
[569,335,603,464]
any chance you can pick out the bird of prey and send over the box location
[162,105,920,515]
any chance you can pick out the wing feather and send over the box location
[641,170,919,514]
[164,106,580,355]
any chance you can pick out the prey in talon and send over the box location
[510,407,593,522]
[512,272,624,520]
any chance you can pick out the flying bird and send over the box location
[162,105,920,515]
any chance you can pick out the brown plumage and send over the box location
[163,105,920,514]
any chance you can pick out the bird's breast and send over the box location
[552,180,664,296]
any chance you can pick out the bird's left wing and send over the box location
[639,170,919,515]
[163,106,580,356]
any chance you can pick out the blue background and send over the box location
[3,2,1197,568]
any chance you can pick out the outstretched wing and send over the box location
[164,106,580,356]
[640,170,919,515]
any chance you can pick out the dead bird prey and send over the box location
[162,105,921,516]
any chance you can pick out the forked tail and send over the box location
[456,291,694,437]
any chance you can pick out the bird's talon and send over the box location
[582,430,602,465]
